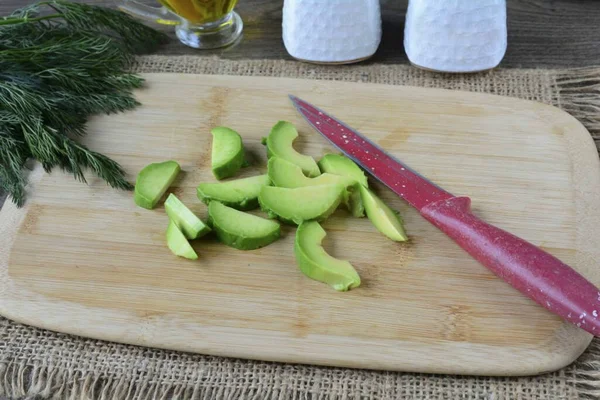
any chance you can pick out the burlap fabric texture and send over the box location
[1,56,600,400]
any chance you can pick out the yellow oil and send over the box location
[159,0,238,24]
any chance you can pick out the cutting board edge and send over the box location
[137,72,572,117]
[0,274,592,377]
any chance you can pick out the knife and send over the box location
[290,95,600,336]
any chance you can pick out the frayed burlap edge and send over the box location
[575,339,600,400]
[555,68,600,149]
[1,57,600,400]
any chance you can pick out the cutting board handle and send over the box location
[421,196,600,336]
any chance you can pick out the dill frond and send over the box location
[0,1,166,206]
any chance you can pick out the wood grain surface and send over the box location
[1,0,600,67]
[1,73,599,375]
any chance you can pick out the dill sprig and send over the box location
[0,0,167,207]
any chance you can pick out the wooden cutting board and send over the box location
[2,73,600,376]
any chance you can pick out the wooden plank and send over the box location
[2,0,599,67]
[1,73,599,375]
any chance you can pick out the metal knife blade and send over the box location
[289,95,453,210]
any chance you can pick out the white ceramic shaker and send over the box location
[282,0,382,64]
[404,0,507,72]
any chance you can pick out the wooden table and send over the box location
[2,0,600,68]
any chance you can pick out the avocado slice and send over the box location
[259,184,344,225]
[197,174,270,211]
[359,185,408,242]
[317,154,368,187]
[134,160,181,209]
[166,220,198,260]
[211,126,245,180]
[268,157,355,213]
[268,157,354,188]
[295,221,361,291]
[164,193,211,239]
[318,154,368,218]
[208,201,281,250]
[266,121,320,178]
[345,189,365,218]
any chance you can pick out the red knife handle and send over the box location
[420,196,600,336]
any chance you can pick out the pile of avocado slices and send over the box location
[133,122,407,292]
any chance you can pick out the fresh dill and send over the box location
[0,0,167,207]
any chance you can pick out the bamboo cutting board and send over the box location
[2,73,600,376]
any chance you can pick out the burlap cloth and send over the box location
[1,56,600,400]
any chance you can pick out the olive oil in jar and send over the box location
[120,0,243,48]
[158,0,239,24]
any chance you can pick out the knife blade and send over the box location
[289,95,454,211]
[290,94,600,336]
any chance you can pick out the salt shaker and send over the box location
[404,0,507,72]
[282,0,382,64]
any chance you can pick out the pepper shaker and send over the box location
[404,0,507,72]
[282,0,382,64]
